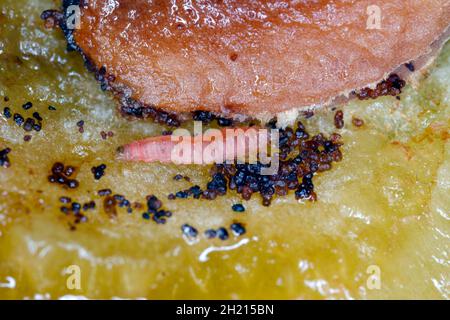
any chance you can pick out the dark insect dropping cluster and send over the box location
[182,224,198,239]
[230,223,246,236]
[97,189,135,217]
[206,227,230,240]
[192,110,234,127]
[113,194,132,213]
[0,148,11,168]
[173,174,190,182]
[3,101,43,140]
[91,164,107,180]
[356,74,406,100]
[184,222,246,241]
[405,62,415,72]
[40,9,64,29]
[3,107,11,119]
[142,195,172,224]
[22,102,33,110]
[334,110,344,129]
[168,185,203,200]
[13,113,24,126]
[120,96,181,127]
[97,188,112,196]
[76,120,85,133]
[102,194,133,217]
[48,162,79,189]
[100,131,114,140]
[60,197,95,215]
[59,197,93,229]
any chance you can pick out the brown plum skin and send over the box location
[73,0,450,118]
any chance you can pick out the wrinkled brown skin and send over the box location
[73,0,450,119]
